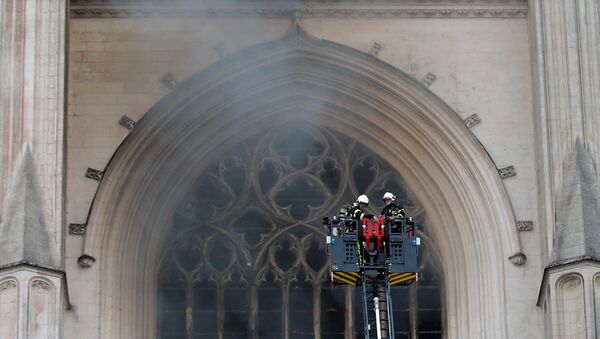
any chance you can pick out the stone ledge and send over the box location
[70,0,528,18]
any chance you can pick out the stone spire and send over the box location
[0,144,59,269]
[549,138,600,267]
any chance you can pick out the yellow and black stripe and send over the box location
[332,271,360,286]
[388,272,417,286]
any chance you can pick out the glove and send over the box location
[364,213,374,219]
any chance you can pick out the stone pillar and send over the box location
[0,0,67,255]
[531,3,600,336]
[0,1,68,338]
[529,0,600,253]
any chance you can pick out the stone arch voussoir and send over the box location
[81,25,521,339]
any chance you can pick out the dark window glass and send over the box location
[157,124,443,338]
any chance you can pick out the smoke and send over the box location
[71,0,441,337]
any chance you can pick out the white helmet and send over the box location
[382,192,396,202]
[356,194,369,204]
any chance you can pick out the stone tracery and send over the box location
[157,123,441,338]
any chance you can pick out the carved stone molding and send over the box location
[0,280,17,291]
[69,223,87,235]
[421,72,437,87]
[86,168,104,181]
[498,165,516,179]
[119,115,137,130]
[70,8,529,18]
[464,113,481,129]
[509,252,526,266]
[516,220,533,232]
[78,254,96,268]
[31,280,52,290]
[70,1,528,18]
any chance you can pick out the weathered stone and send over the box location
[550,138,600,266]
[0,145,59,269]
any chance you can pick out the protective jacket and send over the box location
[349,202,368,220]
[380,203,406,218]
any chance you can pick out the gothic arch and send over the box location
[80,25,522,338]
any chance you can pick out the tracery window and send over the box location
[157,122,443,338]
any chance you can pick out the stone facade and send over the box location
[0,0,598,338]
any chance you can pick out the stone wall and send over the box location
[65,16,540,338]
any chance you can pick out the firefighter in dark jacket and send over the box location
[348,194,374,231]
[349,194,373,220]
[380,192,406,219]
[380,192,406,234]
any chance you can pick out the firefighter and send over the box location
[349,194,374,221]
[346,194,373,232]
[380,192,405,219]
[380,192,406,234]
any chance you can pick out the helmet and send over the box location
[356,194,369,204]
[382,192,396,202]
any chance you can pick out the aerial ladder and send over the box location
[324,211,419,339]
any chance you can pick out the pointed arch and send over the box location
[80,25,521,338]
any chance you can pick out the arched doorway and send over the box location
[80,25,521,338]
[156,122,443,338]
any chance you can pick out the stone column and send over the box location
[0,0,67,255]
[0,1,68,338]
[530,1,600,337]
[529,0,600,253]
